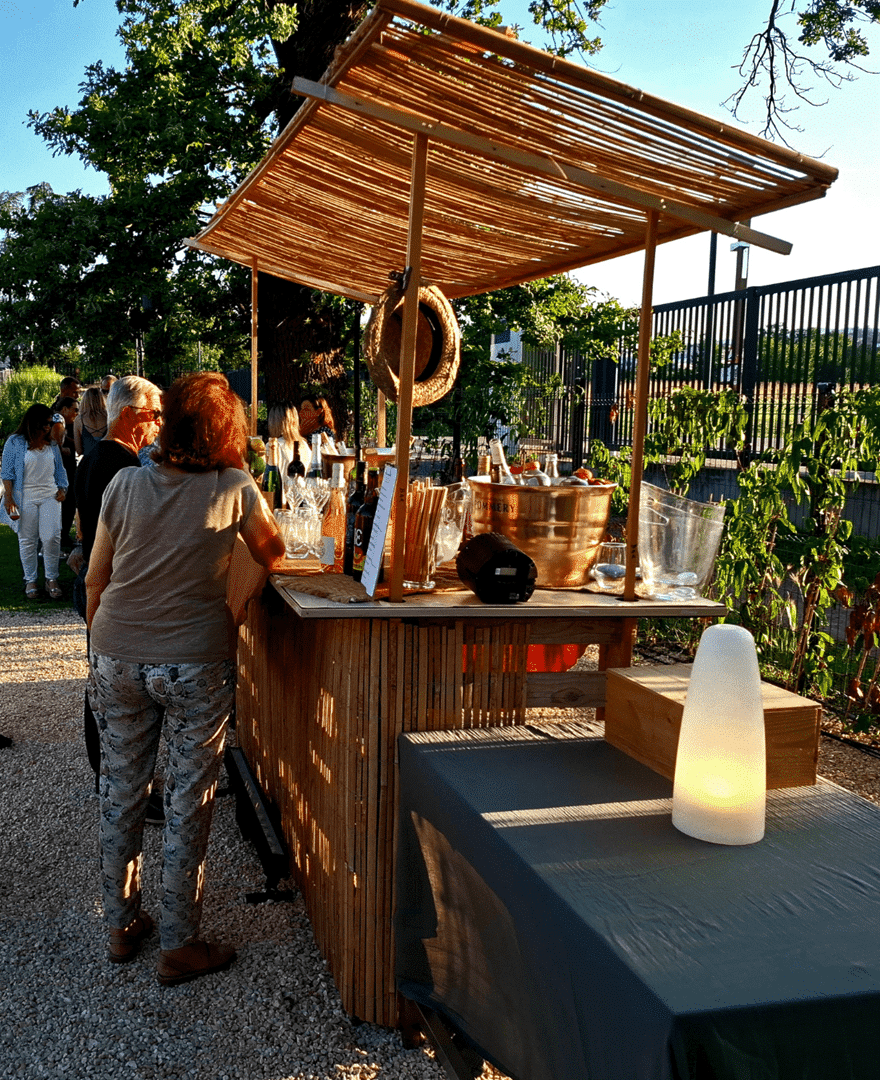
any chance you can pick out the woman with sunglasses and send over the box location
[1,403,68,599]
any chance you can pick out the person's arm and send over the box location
[52,443,67,501]
[1,440,21,519]
[85,520,114,630]
[239,493,286,569]
[2,477,18,520]
[73,417,84,457]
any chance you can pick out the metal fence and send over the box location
[521,264,880,467]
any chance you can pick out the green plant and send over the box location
[0,365,61,442]
[645,387,748,496]
[584,440,632,517]
[712,387,880,704]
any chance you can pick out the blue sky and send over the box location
[2,0,878,307]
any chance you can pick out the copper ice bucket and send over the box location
[467,478,616,588]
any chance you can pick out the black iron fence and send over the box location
[521,264,880,467]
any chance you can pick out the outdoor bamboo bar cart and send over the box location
[187,0,838,1027]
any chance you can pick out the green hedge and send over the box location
[0,366,62,443]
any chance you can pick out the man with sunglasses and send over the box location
[74,377,163,812]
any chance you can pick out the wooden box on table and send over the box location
[604,663,820,789]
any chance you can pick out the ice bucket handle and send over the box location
[642,505,670,526]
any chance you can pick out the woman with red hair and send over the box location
[85,372,285,985]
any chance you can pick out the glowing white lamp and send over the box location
[672,624,766,845]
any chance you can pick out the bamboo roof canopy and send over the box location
[188,0,838,602]
[187,0,838,302]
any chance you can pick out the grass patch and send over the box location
[0,524,79,614]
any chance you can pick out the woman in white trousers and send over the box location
[1,402,68,599]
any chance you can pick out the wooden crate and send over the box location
[604,664,820,789]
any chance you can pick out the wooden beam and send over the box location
[388,133,429,602]
[292,78,793,255]
[377,390,387,448]
[623,210,659,603]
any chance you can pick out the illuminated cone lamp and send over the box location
[672,624,766,845]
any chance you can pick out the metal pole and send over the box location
[250,260,259,436]
[622,210,659,602]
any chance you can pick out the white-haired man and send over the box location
[73,376,163,815]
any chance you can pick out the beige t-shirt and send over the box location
[90,464,270,663]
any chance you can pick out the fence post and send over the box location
[569,347,587,469]
[740,286,760,453]
[588,347,618,449]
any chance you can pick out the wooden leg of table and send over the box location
[597,617,638,722]
[399,999,484,1080]
[398,993,425,1049]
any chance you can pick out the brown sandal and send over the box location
[157,940,237,986]
[108,912,155,964]
[46,579,63,600]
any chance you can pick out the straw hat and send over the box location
[364,283,461,408]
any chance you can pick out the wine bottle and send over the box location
[343,460,367,577]
[320,463,347,573]
[351,467,380,582]
[522,460,551,486]
[307,433,322,480]
[544,453,561,483]
[489,438,515,485]
[261,436,282,498]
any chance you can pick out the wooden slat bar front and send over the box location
[235,578,723,1027]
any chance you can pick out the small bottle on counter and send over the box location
[543,453,561,483]
[352,467,380,582]
[320,463,347,573]
[343,460,367,576]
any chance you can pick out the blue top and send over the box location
[1,434,68,529]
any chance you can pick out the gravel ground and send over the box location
[2,610,879,1080]
[0,610,452,1080]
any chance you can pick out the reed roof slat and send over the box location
[188,0,837,302]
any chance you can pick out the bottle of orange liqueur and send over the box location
[321,463,346,573]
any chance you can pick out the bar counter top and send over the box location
[269,567,727,621]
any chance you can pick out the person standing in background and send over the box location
[59,375,83,401]
[74,376,163,816]
[73,387,109,458]
[1,403,68,599]
[50,395,80,552]
[267,403,311,480]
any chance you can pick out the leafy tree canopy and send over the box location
[0,0,876,384]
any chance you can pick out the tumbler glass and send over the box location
[592,541,626,591]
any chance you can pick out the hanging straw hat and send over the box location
[364,282,461,408]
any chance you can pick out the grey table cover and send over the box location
[395,726,880,1080]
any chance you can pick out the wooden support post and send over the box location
[622,210,659,602]
[388,133,429,603]
[377,390,387,448]
[250,260,259,436]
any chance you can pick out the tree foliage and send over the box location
[0,0,876,404]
